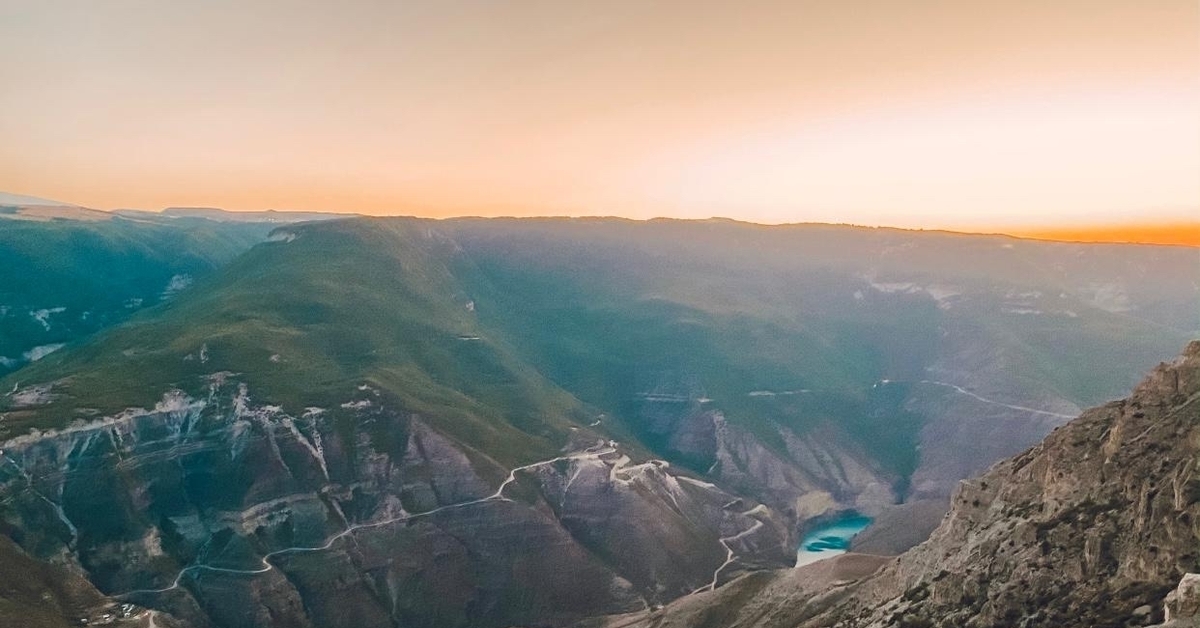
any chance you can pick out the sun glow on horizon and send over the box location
[1001,222,1200,248]
[1,1,1196,230]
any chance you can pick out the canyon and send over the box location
[0,214,1196,627]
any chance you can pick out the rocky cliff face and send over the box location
[0,377,796,628]
[632,396,899,522]
[842,340,1200,628]
[603,340,1200,628]
[3,218,1196,628]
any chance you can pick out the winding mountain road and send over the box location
[688,504,769,596]
[118,445,617,598]
[919,379,1076,419]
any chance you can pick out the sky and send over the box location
[1,0,1197,233]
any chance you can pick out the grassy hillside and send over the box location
[1,219,591,465]
[3,217,1194,488]
[0,215,270,375]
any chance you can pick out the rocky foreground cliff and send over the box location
[602,340,1200,628]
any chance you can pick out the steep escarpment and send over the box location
[7,218,1195,521]
[608,340,1200,628]
[1,217,1196,628]
[0,376,793,628]
[839,339,1200,627]
[0,219,801,627]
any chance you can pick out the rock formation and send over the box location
[606,340,1200,628]
[0,378,794,628]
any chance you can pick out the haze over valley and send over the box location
[2,1,1198,626]
[0,200,1197,627]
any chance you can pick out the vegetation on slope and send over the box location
[2,217,1194,488]
[0,215,270,375]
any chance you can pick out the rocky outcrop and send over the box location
[603,340,1200,628]
[634,393,900,534]
[710,413,897,521]
[0,377,795,628]
[1162,573,1200,625]
[833,340,1200,628]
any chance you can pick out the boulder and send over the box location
[1165,573,1200,623]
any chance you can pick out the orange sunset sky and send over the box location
[1,1,1197,243]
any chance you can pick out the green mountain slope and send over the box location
[3,219,592,465]
[4,217,1195,485]
[0,214,271,376]
[0,216,1196,628]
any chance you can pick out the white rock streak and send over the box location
[281,417,329,480]
[2,456,78,545]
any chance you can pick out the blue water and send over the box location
[795,514,873,567]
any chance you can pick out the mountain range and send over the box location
[0,205,1196,627]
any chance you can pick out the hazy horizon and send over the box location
[4,187,1199,247]
[2,1,1197,235]
[1,5,1199,623]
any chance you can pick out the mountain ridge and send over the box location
[4,190,1197,247]
[0,216,1196,628]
